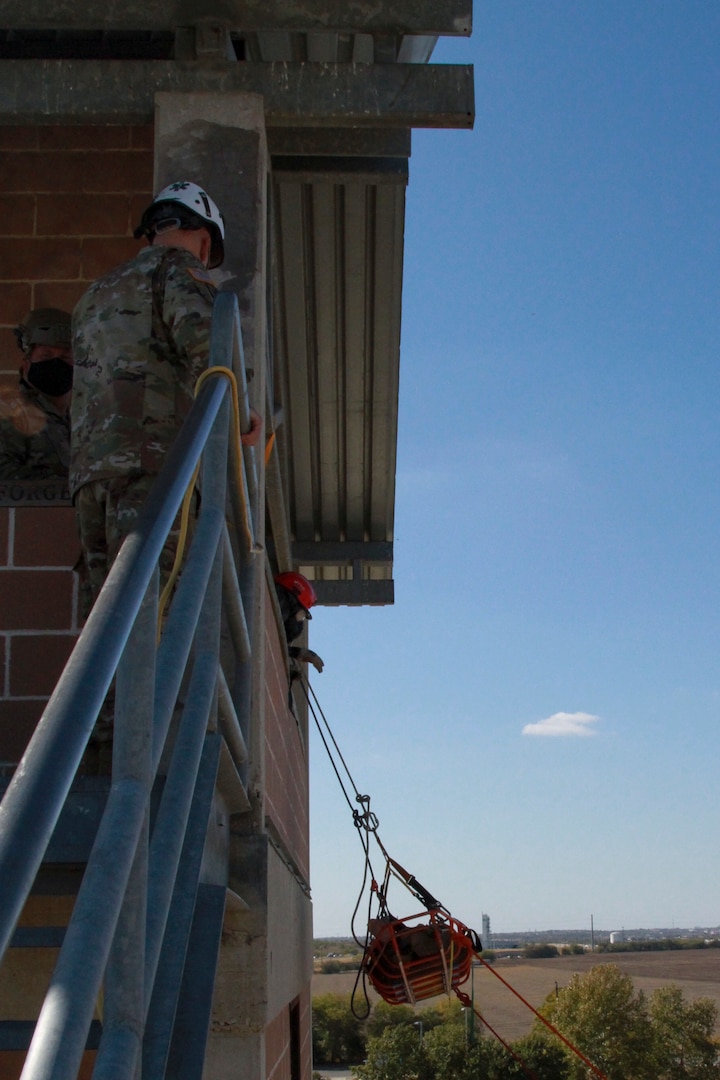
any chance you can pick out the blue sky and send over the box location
[308,2,720,937]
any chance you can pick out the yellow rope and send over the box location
[264,429,276,467]
[156,366,258,639]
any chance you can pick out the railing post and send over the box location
[0,376,228,967]
[92,567,158,1080]
[143,381,231,1076]
[0,292,257,1080]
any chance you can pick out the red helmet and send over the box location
[274,571,317,614]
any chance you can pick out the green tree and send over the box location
[422,1017,490,1080]
[312,992,367,1065]
[356,1022,434,1080]
[483,1032,571,1080]
[523,943,560,959]
[539,963,655,1080]
[418,996,466,1033]
[648,985,720,1078]
[365,1001,416,1040]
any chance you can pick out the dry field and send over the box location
[312,949,720,1042]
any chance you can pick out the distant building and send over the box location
[482,913,491,948]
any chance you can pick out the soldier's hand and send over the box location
[241,407,263,447]
[295,647,324,673]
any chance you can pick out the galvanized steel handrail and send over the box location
[0,290,258,1080]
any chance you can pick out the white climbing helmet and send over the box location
[134,180,225,268]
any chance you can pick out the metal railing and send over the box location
[0,291,261,1080]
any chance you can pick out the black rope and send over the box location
[300,678,357,816]
[297,675,384,893]
[303,678,364,801]
[297,674,387,1016]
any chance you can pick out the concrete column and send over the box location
[152,91,271,1080]
[153,88,269,816]
[153,92,269,386]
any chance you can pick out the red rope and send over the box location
[455,989,540,1080]
[475,957,608,1079]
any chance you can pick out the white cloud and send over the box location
[522,711,600,737]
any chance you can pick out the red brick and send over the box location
[81,237,141,279]
[0,151,87,193]
[0,699,44,763]
[0,238,81,281]
[0,128,39,151]
[0,1049,97,1079]
[82,151,154,194]
[10,633,77,696]
[130,192,154,229]
[37,126,131,151]
[0,196,35,236]
[0,335,19,373]
[33,282,86,312]
[0,570,74,630]
[130,125,154,150]
[13,508,80,568]
[0,283,31,323]
[0,511,8,566]
[37,194,130,238]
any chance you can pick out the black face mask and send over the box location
[26,357,73,398]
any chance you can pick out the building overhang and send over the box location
[0,3,474,605]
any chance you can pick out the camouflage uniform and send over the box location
[71,244,216,610]
[0,378,70,480]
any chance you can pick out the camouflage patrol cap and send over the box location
[15,308,72,354]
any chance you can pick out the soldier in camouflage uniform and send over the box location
[71,180,260,611]
[0,308,73,480]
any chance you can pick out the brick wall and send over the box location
[0,125,153,766]
[0,506,81,766]
[0,124,153,381]
[265,987,312,1080]
[265,1006,290,1080]
[264,587,310,882]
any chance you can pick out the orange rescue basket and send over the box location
[363,910,477,1005]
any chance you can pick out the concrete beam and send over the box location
[312,579,394,606]
[292,540,393,563]
[0,60,475,129]
[0,1,471,36]
[268,126,411,157]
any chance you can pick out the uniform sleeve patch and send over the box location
[187,267,217,286]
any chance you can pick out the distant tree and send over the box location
[538,963,655,1079]
[560,944,585,957]
[648,985,720,1078]
[523,944,559,959]
[312,992,367,1065]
